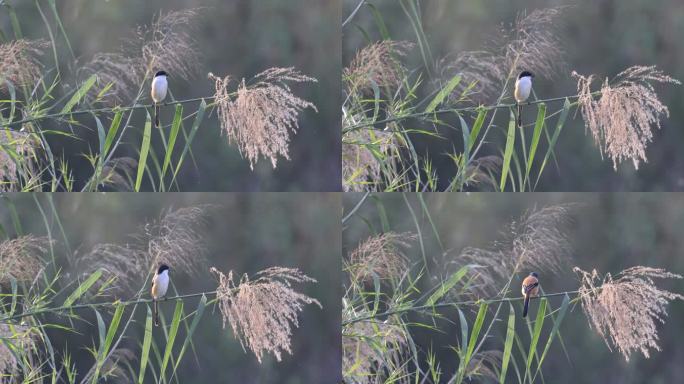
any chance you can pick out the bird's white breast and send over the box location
[153,270,169,298]
[151,76,168,103]
[515,76,532,103]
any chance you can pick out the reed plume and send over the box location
[0,39,46,87]
[209,68,317,169]
[344,40,414,92]
[211,266,320,363]
[0,235,49,284]
[573,66,681,170]
[575,266,683,361]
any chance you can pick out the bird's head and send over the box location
[157,264,170,274]
[518,71,534,79]
[529,272,539,278]
[154,70,168,78]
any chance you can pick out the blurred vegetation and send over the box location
[0,0,340,191]
[342,193,684,383]
[343,0,684,191]
[0,193,340,383]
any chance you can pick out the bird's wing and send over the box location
[524,282,539,294]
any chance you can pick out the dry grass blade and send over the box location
[209,68,317,169]
[0,235,50,284]
[0,39,47,87]
[575,266,684,361]
[211,266,321,363]
[573,66,681,170]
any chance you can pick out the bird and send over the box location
[151,70,168,128]
[521,272,540,318]
[151,264,170,326]
[514,71,534,128]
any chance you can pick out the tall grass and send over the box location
[341,194,682,383]
[342,3,680,192]
[0,4,317,192]
[0,196,320,383]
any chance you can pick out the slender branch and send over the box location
[0,96,216,129]
[342,191,371,225]
[0,290,220,323]
[342,0,366,28]
[343,92,599,133]
[342,289,583,326]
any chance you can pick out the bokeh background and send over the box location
[0,193,341,383]
[343,0,684,191]
[343,193,684,383]
[0,0,340,191]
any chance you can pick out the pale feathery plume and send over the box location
[342,317,408,384]
[462,155,502,189]
[341,127,399,192]
[456,205,574,296]
[211,267,321,363]
[438,7,566,104]
[81,9,201,103]
[573,66,681,170]
[0,39,46,87]
[0,235,50,284]
[574,266,683,361]
[209,68,317,169]
[344,40,415,92]
[79,206,210,295]
[0,323,36,377]
[0,131,39,192]
[347,232,416,283]
[82,348,135,383]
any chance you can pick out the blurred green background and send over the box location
[343,0,684,191]
[1,0,340,191]
[0,193,341,383]
[343,193,684,383]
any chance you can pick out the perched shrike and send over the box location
[514,71,534,128]
[151,71,168,128]
[521,272,540,318]
[151,264,170,326]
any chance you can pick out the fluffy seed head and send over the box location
[573,66,681,170]
[211,267,321,363]
[0,235,50,284]
[79,206,210,295]
[0,39,46,86]
[575,266,683,361]
[0,131,39,192]
[457,205,573,296]
[81,9,201,103]
[209,68,317,169]
[341,127,399,192]
[342,317,407,384]
[0,323,36,376]
[347,232,416,283]
[344,40,414,91]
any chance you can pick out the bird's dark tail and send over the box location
[153,299,159,326]
[517,103,522,128]
[522,294,530,318]
[155,104,160,128]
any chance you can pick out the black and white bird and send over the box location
[514,71,534,128]
[151,264,170,326]
[151,71,168,128]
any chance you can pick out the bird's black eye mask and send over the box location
[154,70,168,77]
[518,71,534,79]
[157,264,170,274]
